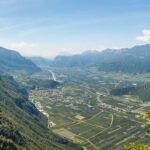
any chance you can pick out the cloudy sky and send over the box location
[0,0,150,57]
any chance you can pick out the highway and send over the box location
[48,70,57,81]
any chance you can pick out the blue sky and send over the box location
[0,0,150,57]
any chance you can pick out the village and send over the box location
[30,89,85,105]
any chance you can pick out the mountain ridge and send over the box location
[0,47,41,74]
[49,44,150,73]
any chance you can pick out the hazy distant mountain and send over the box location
[29,56,52,67]
[50,44,150,73]
[0,47,41,74]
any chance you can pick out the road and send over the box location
[96,92,103,104]
[110,114,114,127]
[48,70,57,81]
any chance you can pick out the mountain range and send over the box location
[49,44,150,73]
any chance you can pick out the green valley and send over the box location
[1,0,150,149]
[28,67,150,150]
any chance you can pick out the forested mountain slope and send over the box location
[0,76,82,150]
[111,83,150,101]
[0,47,41,74]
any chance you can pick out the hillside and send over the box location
[110,83,150,101]
[0,47,41,74]
[0,76,82,150]
[50,44,150,73]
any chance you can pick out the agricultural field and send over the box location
[29,67,150,150]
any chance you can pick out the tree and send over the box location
[123,143,150,150]
[123,111,150,150]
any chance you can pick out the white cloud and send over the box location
[0,39,108,58]
[7,41,63,58]
[136,29,150,42]
[10,41,39,49]
[9,41,44,57]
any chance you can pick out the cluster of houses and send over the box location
[98,102,128,112]
[32,89,84,105]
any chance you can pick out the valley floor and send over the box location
[29,68,150,150]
